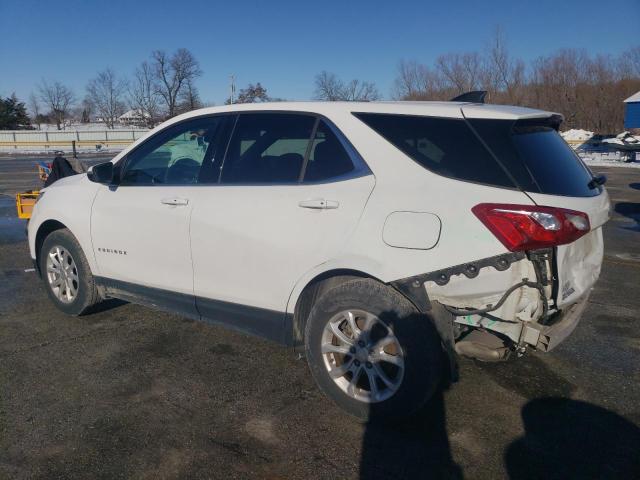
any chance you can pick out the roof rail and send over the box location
[450,91,487,103]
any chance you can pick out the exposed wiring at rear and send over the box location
[443,279,549,320]
[443,249,552,320]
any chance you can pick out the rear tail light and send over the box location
[472,203,590,252]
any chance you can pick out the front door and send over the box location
[91,116,226,314]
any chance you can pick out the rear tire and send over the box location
[304,278,443,421]
[40,228,101,316]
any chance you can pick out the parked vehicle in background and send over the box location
[27,100,609,419]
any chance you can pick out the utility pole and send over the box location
[229,75,236,104]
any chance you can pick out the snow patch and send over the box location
[34,122,148,131]
[561,129,594,141]
[581,154,640,169]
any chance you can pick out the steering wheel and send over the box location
[165,157,200,184]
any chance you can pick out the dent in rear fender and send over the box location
[555,228,603,308]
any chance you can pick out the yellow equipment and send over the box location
[15,190,40,219]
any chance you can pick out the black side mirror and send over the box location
[88,162,115,184]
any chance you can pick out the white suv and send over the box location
[28,101,609,419]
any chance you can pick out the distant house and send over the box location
[624,91,640,130]
[119,109,149,126]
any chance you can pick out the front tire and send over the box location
[40,228,101,315]
[304,278,443,420]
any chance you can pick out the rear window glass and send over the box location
[221,113,315,184]
[303,121,354,182]
[354,113,515,188]
[467,119,600,197]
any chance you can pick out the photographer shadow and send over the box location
[505,397,640,479]
[359,388,462,479]
[358,310,462,479]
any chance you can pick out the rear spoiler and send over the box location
[514,114,564,131]
[450,91,487,103]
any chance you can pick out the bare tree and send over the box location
[435,52,483,95]
[86,68,127,128]
[314,71,346,101]
[28,93,41,130]
[529,49,590,127]
[626,46,640,78]
[151,49,202,118]
[129,61,161,127]
[313,71,380,101]
[484,27,526,104]
[37,80,75,130]
[618,46,640,79]
[392,60,448,100]
[342,79,380,101]
[177,78,203,113]
[392,36,640,132]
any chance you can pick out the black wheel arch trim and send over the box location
[34,219,70,277]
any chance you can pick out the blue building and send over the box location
[624,91,640,129]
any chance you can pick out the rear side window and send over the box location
[354,113,515,188]
[468,119,600,197]
[221,113,315,184]
[303,121,354,182]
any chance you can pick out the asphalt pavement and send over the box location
[1,155,639,479]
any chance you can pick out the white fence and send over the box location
[0,129,150,152]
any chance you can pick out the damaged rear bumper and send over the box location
[522,292,590,352]
[390,246,597,359]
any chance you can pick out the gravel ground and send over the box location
[1,156,639,479]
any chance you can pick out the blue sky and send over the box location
[1,0,638,107]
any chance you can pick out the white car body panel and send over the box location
[90,184,196,296]
[28,174,100,273]
[190,175,376,312]
[28,100,609,352]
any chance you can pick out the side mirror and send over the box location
[87,162,115,184]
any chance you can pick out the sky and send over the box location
[1,0,638,108]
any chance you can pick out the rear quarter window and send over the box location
[354,113,516,188]
[468,119,600,198]
[512,126,598,197]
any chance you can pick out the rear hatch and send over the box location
[463,108,610,308]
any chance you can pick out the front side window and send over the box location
[121,117,224,185]
[220,113,316,184]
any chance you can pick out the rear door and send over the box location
[189,113,375,341]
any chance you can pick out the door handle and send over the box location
[161,197,189,206]
[298,199,339,210]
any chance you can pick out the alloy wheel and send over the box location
[321,309,405,403]
[45,245,79,304]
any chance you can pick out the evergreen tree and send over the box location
[0,94,32,129]
[226,82,271,104]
